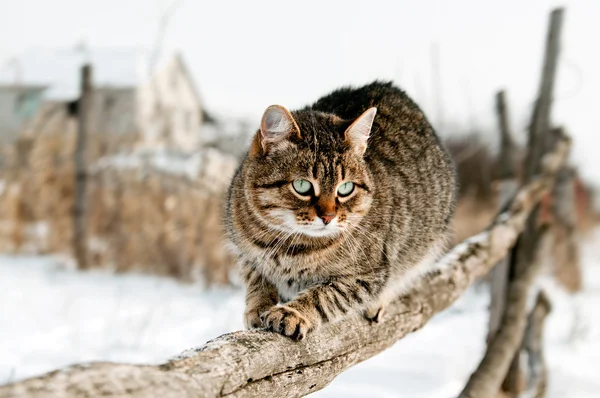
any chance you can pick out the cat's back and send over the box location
[309,81,429,133]
[311,81,451,178]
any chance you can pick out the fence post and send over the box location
[73,64,92,269]
[550,127,581,292]
[488,90,518,343]
[523,291,552,398]
[502,8,564,396]
[524,9,564,182]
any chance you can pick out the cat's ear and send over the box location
[345,107,377,155]
[253,105,300,155]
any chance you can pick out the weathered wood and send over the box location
[524,8,564,183]
[0,136,570,398]
[550,129,581,292]
[503,9,564,394]
[458,225,550,398]
[488,90,518,343]
[495,90,517,181]
[73,64,92,269]
[523,291,552,398]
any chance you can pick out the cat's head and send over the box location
[242,105,376,238]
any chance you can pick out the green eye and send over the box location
[337,182,355,197]
[292,179,313,195]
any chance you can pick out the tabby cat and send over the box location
[225,81,456,341]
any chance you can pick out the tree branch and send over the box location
[523,291,552,398]
[0,137,571,398]
[458,226,550,398]
[459,135,570,398]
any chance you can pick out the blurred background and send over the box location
[0,0,599,397]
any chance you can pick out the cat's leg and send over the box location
[363,287,392,323]
[261,277,380,340]
[363,304,385,323]
[241,264,279,329]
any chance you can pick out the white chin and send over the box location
[299,227,339,238]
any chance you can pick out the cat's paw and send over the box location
[261,306,312,341]
[244,307,272,329]
[364,305,385,323]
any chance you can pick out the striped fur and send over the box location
[225,81,457,340]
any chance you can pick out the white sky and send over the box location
[1,0,599,183]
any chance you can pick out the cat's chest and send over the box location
[255,254,332,302]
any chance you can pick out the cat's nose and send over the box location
[320,213,336,225]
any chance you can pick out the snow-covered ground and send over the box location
[1,231,599,397]
[0,258,244,385]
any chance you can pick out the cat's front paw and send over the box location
[244,306,273,329]
[364,304,385,323]
[261,306,312,341]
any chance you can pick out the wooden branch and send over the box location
[487,180,516,343]
[488,89,518,343]
[524,8,564,182]
[523,291,552,398]
[495,90,517,180]
[73,64,92,269]
[458,226,550,398]
[550,129,581,292]
[459,135,570,398]
[0,137,571,398]
[504,8,565,394]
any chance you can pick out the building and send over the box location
[137,54,204,151]
[0,48,205,152]
[0,85,47,144]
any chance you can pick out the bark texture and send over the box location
[488,89,518,343]
[523,291,552,398]
[0,138,570,398]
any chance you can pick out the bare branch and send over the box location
[523,291,552,398]
[488,89,518,343]
[458,227,550,398]
[459,136,570,398]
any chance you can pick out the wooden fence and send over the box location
[0,7,578,398]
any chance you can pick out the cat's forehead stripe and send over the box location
[308,156,348,189]
[311,162,319,179]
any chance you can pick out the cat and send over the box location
[225,81,456,341]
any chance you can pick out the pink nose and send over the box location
[320,214,336,225]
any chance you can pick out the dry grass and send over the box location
[451,195,498,245]
[0,132,236,285]
[86,168,234,284]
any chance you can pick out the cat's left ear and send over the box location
[345,107,377,155]
[252,105,300,156]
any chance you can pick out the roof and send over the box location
[0,48,202,106]
[0,84,47,93]
[0,47,147,100]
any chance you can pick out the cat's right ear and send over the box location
[345,107,377,156]
[250,105,301,157]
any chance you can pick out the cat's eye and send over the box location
[337,182,355,197]
[292,179,313,195]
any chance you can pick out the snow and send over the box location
[0,256,244,384]
[1,231,600,397]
